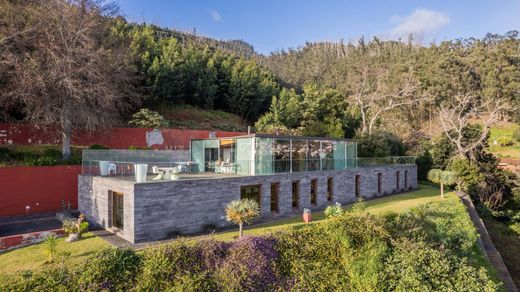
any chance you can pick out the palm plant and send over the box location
[225,199,260,239]
[427,169,457,199]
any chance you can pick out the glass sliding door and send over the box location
[111,191,124,230]
[191,140,204,173]
[255,138,274,175]
[236,138,252,175]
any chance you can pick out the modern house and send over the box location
[78,134,417,243]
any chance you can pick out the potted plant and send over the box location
[303,208,312,223]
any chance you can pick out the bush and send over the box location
[196,239,230,270]
[216,236,279,291]
[356,130,406,157]
[512,127,520,142]
[128,108,168,128]
[1,267,75,291]
[77,248,140,291]
[385,238,500,291]
[62,220,76,236]
[416,149,433,181]
[43,235,58,263]
[324,202,344,218]
[89,144,109,149]
[497,137,514,146]
[137,241,213,291]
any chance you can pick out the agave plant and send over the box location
[225,199,260,239]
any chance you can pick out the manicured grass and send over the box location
[210,183,445,242]
[0,232,109,279]
[488,123,520,158]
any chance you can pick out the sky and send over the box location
[118,0,520,54]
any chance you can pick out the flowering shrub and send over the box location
[216,236,279,291]
[324,202,343,218]
[196,239,230,270]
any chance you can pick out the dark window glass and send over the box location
[240,185,261,209]
[355,175,361,197]
[327,177,333,201]
[292,181,299,208]
[377,173,382,194]
[310,179,317,206]
[270,183,279,213]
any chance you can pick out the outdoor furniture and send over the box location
[170,166,182,180]
[152,165,164,180]
[157,165,183,180]
[108,163,117,175]
[99,161,110,176]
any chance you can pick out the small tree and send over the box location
[128,108,168,129]
[427,169,457,199]
[225,199,260,239]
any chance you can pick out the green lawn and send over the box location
[0,232,109,279]
[488,123,520,158]
[210,183,445,241]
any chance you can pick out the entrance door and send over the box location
[112,191,124,230]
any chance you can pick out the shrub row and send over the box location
[1,199,502,291]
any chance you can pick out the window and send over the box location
[111,191,124,230]
[270,183,279,213]
[405,170,408,189]
[292,181,300,209]
[355,175,361,197]
[241,185,261,208]
[310,179,317,206]
[327,177,333,202]
[377,173,382,194]
[396,171,400,190]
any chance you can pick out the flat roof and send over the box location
[193,133,354,142]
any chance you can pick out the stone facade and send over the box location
[79,164,417,243]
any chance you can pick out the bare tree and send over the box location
[438,93,509,157]
[0,0,138,159]
[347,63,427,135]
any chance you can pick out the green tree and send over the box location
[427,169,457,199]
[225,199,260,239]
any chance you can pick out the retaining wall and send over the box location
[0,123,245,149]
[0,166,81,217]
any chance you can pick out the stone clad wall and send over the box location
[79,164,417,243]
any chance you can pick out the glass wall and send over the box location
[291,140,307,172]
[273,140,291,173]
[236,138,252,175]
[190,136,358,175]
[255,138,273,175]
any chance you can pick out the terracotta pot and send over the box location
[303,213,312,223]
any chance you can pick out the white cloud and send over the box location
[209,10,222,22]
[390,9,449,35]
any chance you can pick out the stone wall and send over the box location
[79,164,417,243]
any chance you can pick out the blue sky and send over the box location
[118,0,520,54]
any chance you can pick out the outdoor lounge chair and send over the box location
[152,165,164,180]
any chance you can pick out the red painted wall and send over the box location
[0,123,245,149]
[0,166,81,218]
